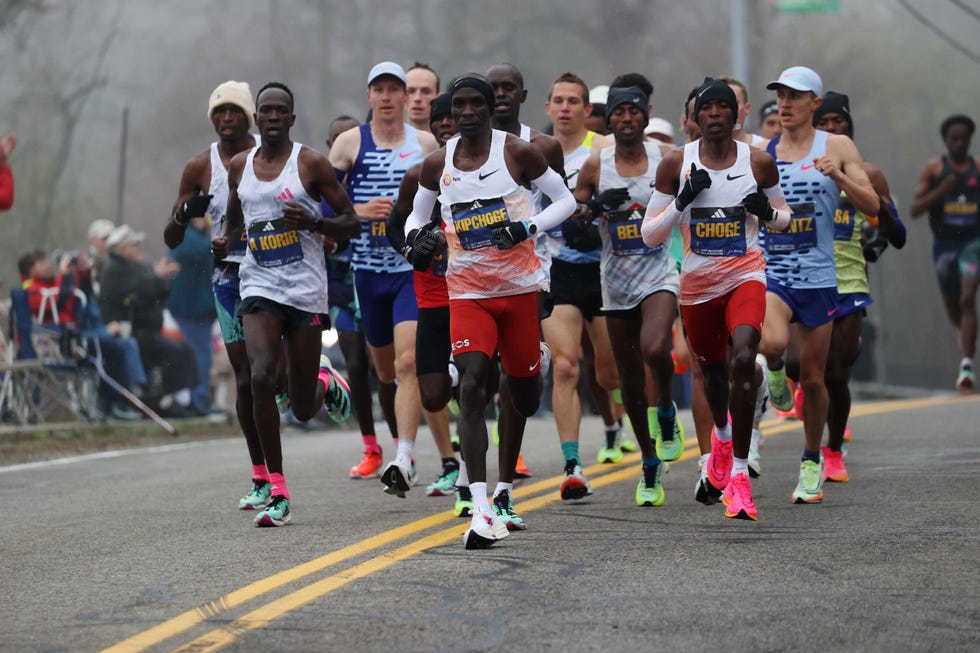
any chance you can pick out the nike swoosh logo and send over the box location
[726,173,746,181]
[528,360,540,372]
[853,299,866,307]
[827,307,840,316]
[399,151,418,159]
[478,169,500,181]
[565,170,580,183]
[800,164,816,170]
[649,180,657,188]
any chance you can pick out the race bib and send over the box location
[943,195,978,229]
[364,217,393,252]
[607,207,660,257]
[833,198,856,241]
[247,218,304,268]
[765,202,817,253]
[689,206,747,257]
[450,197,509,251]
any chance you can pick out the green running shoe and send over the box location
[597,442,624,464]
[491,489,527,531]
[636,463,665,507]
[254,494,290,527]
[454,486,474,518]
[767,366,794,412]
[239,479,271,511]
[655,402,685,462]
[792,459,825,504]
[425,466,459,496]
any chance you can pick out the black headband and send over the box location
[693,77,739,124]
[429,93,452,122]
[449,73,495,114]
[605,86,650,124]
[813,91,852,135]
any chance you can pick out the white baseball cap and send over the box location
[589,84,609,105]
[766,66,823,97]
[644,117,675,140]
[367,61,407,87]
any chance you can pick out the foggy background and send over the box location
[2,0,978,391]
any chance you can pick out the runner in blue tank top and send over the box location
[758,67,878,507]
[329,61,440,498]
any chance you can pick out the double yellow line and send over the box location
[103,394,976,652]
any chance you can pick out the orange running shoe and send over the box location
[821,446,849,482]
[706,426,733,491]
[349,449,383,479]
[793,383,805,421]
[843,424,852,443]
[514,453,532,478]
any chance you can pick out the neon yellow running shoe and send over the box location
[654,402,685,462]
[635,463,665,507]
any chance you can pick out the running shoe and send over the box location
[620,437,637,453]
[239,479,271,510]
[275,392,291,415]
[597,429,625,464]
[425,466,459,496]
[767,366,794,412]
[450,429,461,452]
[748,428,762,478]
[722,472,758,521]
[695,462,723,506]
[559,459,593,500]
[514,453,532,478]
[706,427,733,491]
[491,489,527,531]
[842,424,852,443]
[380,460,413,498]
[491,419,499,447]
[349,449,383,479]
[956,362,975,394]
[793,383,805,421]
[635,462,665,507]
[318,355,351,423]
[454,486,474,518]
[821,446,849,482]
[463,509,509,549]
[792,459,825,504]
[754,354,770,424]
[254,494,290,527]
[655,402,685,462]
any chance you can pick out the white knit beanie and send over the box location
[208,80,255,130]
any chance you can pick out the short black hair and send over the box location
[256,81,294,108]
[684,86,700,119]
[17,250,37,277]
[610,72,653,99]
[941,114,975,139]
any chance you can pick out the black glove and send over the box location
[403,228,438,270]
[742,190,776,223]
[179,193,213,221]
[676,163,711,209]
[587,187,631,220]
[491,221,536,250]
[863,231,889,263]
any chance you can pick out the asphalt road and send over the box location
[1,394,978,653]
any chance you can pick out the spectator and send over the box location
[166,215,218,415]
[17,250,36,289]
[0,132,14,211]
[99,225,200,417]
[87,219,115,287]
[23,250,79,325]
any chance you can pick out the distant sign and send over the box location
[778,0,839,12]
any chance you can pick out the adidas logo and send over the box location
[471,200,483,209]
[711,209,726,220]
[263,222,276,232]
[276,187,295,201]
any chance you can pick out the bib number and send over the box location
[450,197,509,251]
[607,207,660,257]
[689,206,748,257]
[833,199,856,241]
[765,202,817,253]
[943,195,978,229]
[248,218,304,268]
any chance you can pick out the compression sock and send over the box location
[560,440,580,466]
[269,472,290,500]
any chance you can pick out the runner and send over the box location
[719,75,765,146]
[406,62,440,133]
[164,80,269,510]
[573,85,680,506]
[215,82,358,527]
[758,67,878,504]
[328,62,440,497]
[758,100,781,140]
[911,114,980,392]
[386,93,462,504]
[404,73,576,548]
[642,77,792,520]
[542,72,622,498]
[814,91,906,480]
[323,114,400,480]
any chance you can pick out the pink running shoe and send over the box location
[722,472,758,521]
[706,426,733,491]
[821,446,850,482]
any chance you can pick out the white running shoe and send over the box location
[463,509,509,549]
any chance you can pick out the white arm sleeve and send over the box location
[528,168,576,233]
[405,185,440,234]
[762,184,792,231]
[641,190,683,247]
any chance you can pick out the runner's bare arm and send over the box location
[165,150,209,249]
[213,153,247,260]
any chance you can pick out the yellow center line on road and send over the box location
[103,394,976,652]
